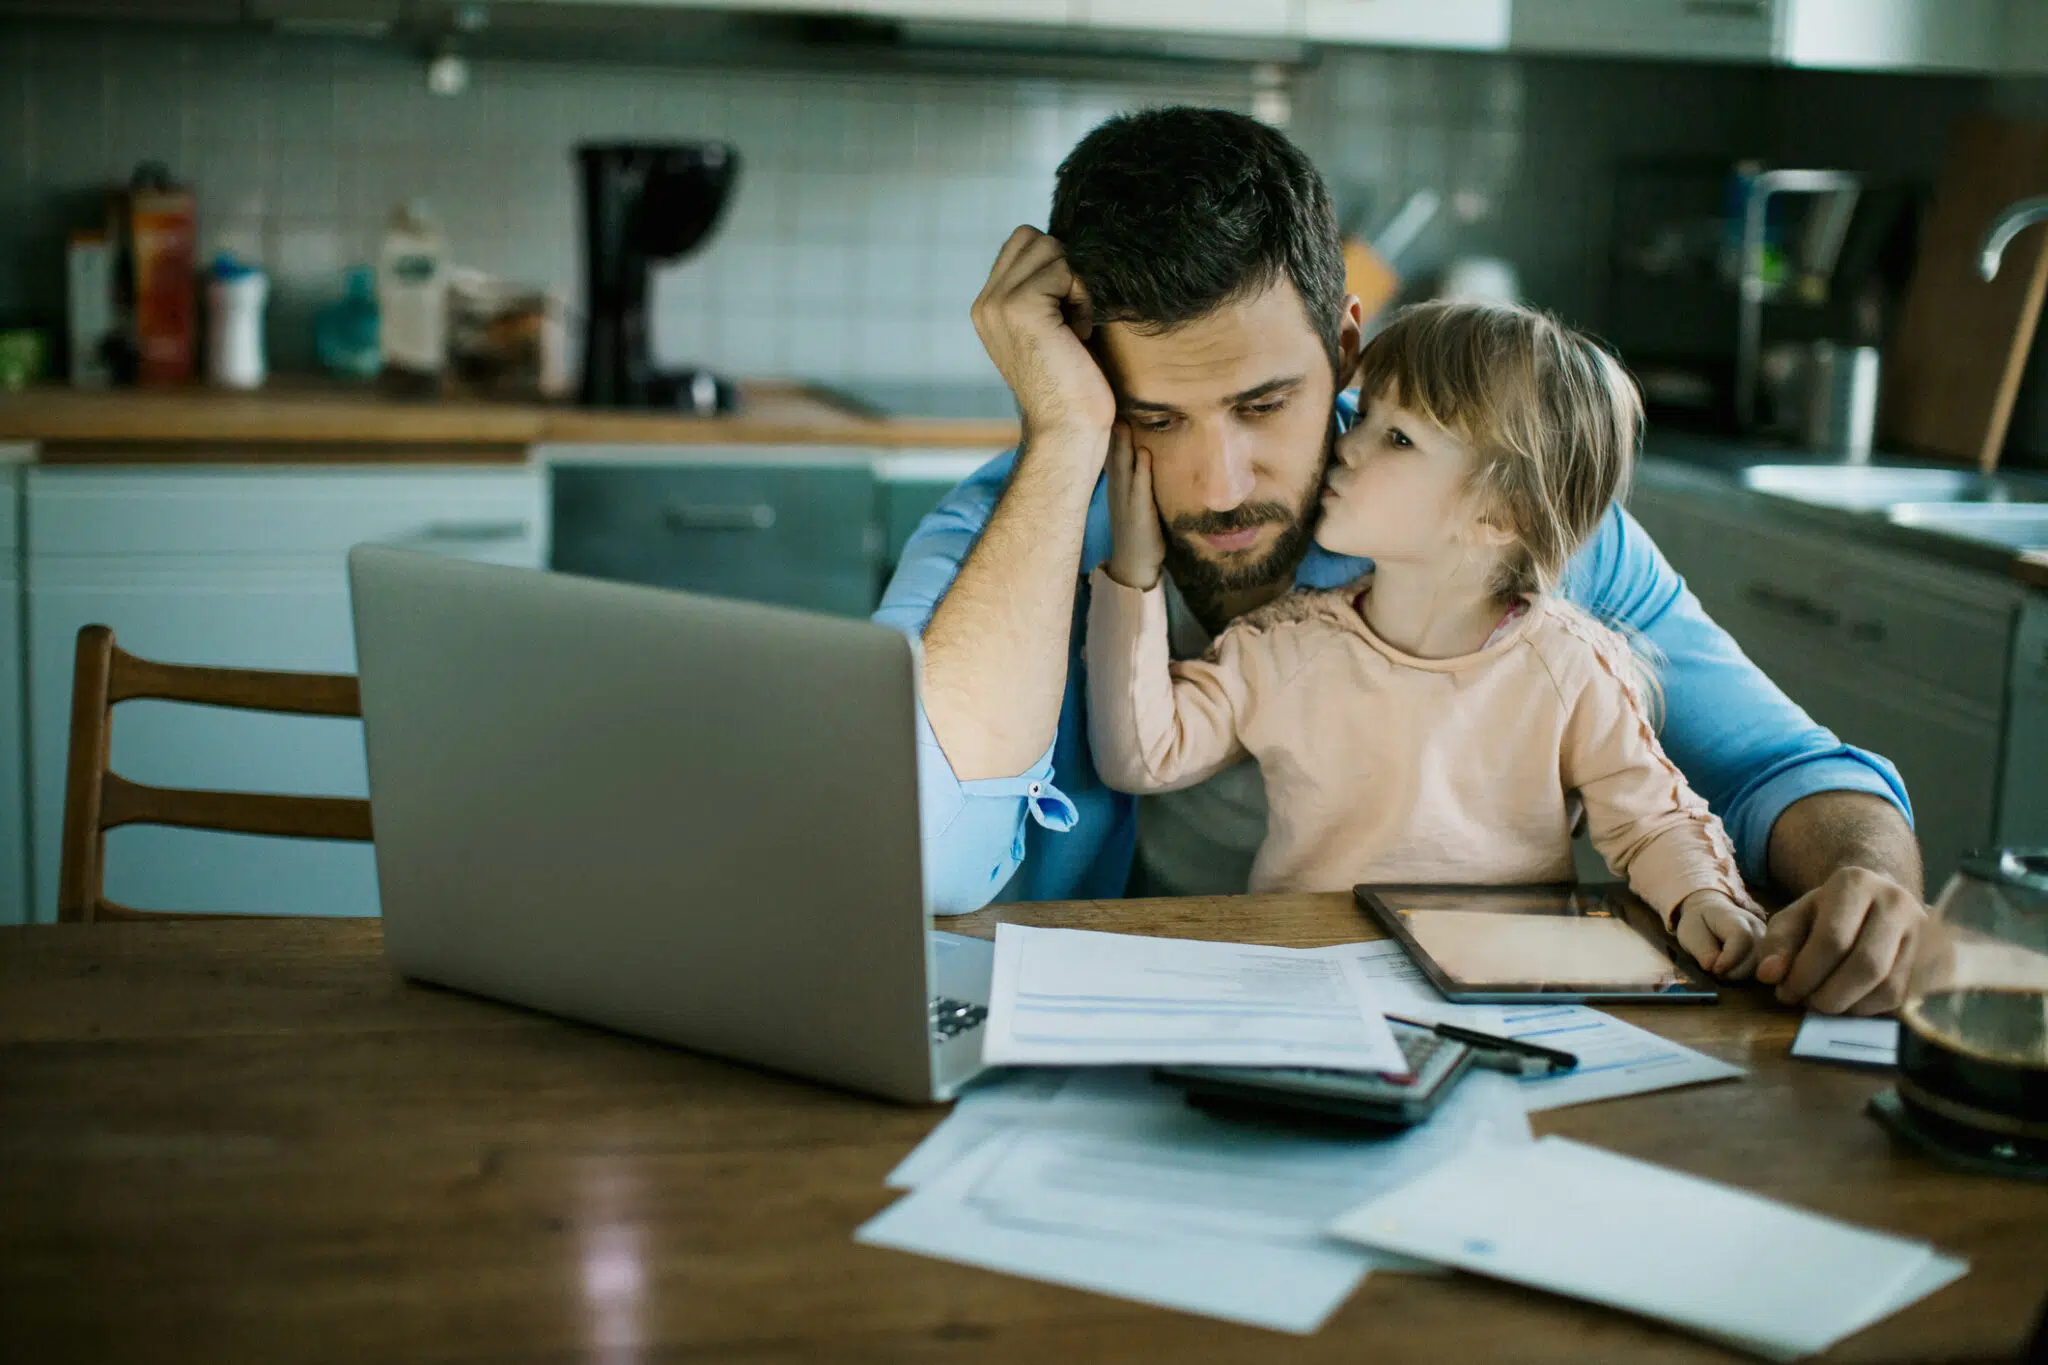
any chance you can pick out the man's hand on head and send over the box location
[971,226,1117,453]
[1756,792,1926,1016]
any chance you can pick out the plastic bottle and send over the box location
[205,253,268,389]
[315,266,382,379]
[377,201,446,396]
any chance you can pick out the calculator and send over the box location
[1155,1020,1477,1129]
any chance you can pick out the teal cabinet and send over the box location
[22,465,546,921]
[548,451,992,620]
[880,476,960,580]
[552,460,883,618]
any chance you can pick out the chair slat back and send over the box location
[57,625,374,923]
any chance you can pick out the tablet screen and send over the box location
[1355,884,1715,1001]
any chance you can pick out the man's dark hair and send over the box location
[1049,106,1347,366]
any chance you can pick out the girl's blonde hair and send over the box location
[1352,300,1643,599]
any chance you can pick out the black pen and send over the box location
[1385,1013,1579,1077]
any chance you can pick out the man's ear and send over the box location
[1335,295,1366,389]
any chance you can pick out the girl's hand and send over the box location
[1106,422,1166,591]
[1674,891,1769,979]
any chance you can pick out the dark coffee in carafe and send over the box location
[1898,988,2048,1143]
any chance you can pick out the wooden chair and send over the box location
[56,625,374,923]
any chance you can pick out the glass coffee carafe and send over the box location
[1893,849,2048,1172]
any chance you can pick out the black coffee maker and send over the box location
[577,142,741,413]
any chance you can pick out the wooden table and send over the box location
[3,894,2043,1363]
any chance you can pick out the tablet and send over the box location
[1354,882,1720,1004]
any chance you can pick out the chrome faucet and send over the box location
[1980,196,2048,281]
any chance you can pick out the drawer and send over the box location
[26,467,545,562]
[550,464,882,618]
[1659,501,2016,713]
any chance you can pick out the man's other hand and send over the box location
[971,226,1116,448]
[1755,866,1926,1015]
[1105,423,1165,590]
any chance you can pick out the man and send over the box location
[876,107,1925,1016]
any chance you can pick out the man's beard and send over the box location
[1161,471,1324,609]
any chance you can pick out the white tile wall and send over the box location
[0,18,1255,381]
[0,17,1995,386]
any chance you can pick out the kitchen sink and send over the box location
[1888,503,2048,551]
[1738,464,2023,510]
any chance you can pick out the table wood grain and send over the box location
[2,895,2042,1364]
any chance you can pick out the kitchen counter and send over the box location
[1640,430,2048,594]
[0,379,1021,458]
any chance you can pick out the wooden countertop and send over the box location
[0,380,1021,458]
[2018,551,2048,590]
[3,893,2042,1364]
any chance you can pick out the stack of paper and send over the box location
[858,928,1960,1347]
[1327,1136,1966,1360]
[1330,938,1747,1112]
[981,923,1406,1072]
[977,926,1744,1113]
[860,1066,1532,1333]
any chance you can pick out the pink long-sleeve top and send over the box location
[1083,568,1755,924]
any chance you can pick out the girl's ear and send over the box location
[1459,480,1520,550]
[1465,516,1519,551]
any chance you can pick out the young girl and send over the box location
[1085,300,1767,978]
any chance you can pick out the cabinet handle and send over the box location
[663,502,777,532]
[416,519,532,543]
[1745,582,1841,629]
[1683,0,1769,16]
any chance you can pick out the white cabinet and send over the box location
[1628,474,2023,888]
[1512,0,2009,70]
[1780,0,2005,72]
[1303,0,1511,49]
[0,463,25,926]
[22,464,546,922]
[867,0,1079,23]
[1080,0,1296,36]
[1512,0,1779,63]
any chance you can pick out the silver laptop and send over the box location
[347,545,990,1103]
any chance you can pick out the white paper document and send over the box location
[981,924,1404,1072]
[884,1067,1067,1190]
[1791,1013,1899,1068]
[1327,1136,1967,1361]
[1333,939,1745,1112]
[860,1067,1531,1334]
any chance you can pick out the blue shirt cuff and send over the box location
[1727,752,1914,887]
[913,703,1077,912]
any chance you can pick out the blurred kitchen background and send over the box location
[0,4,2039,413]
[1,1,2045,924]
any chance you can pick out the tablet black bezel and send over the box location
[1353,882,1722,1005]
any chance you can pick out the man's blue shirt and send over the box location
[874,406,1910,913]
